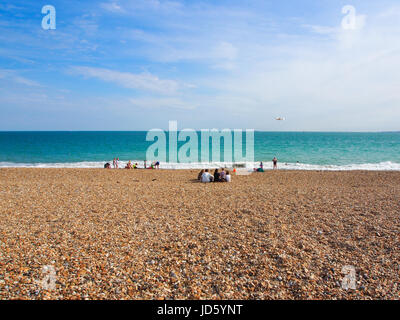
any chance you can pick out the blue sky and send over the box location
[0,0,399,131]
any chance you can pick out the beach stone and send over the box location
[0,168,399,299]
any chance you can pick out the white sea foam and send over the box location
[1,161,400,171]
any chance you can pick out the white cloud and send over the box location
[100,0,183,14]
[0,3,20,11]
[377,6,400,18]
[73,16,99,35]
[100,2,124,13]
[211,42,238,70]
[0,69,41,87]
[129,97,195,110]
[71,66,180,94]
[214,42,238,61]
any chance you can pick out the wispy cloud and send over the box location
[0,3,20,12]
[129,97,196,110]
[0,69,41,87]
[100,0,183,14]
[70,66,180,94]
[100,2,125,13]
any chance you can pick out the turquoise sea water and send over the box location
[0,132,399,170]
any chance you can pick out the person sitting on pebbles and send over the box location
[225,170,231,182]
[201,169,214,183]
[220,168,226,181]
[213,169,220,182]
[198,169,205,181]
[125,160,133,169]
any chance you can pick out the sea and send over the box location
[0,131,399,171]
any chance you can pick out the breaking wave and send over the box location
[1,161,400,171]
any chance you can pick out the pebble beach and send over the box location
[0,168,399,300]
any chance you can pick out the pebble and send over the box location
[0,168,398,299]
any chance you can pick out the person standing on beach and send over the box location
[273,157,278,169]
[116,157,119,169]
[113,158,116,169]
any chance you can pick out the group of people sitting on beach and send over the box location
[104,159,160,169]
[124,160,138,169]
[144,161,160,169]
[198,168,231,183]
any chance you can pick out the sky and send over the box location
[0,0,399,131]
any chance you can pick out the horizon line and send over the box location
[0,130,399,133]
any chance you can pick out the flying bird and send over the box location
[275,117,285,121]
